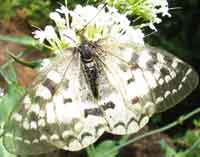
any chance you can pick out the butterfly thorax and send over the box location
[79,42,99,98]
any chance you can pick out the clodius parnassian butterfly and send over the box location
[2,4,199,155]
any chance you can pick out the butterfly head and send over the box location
[79,42,94,63]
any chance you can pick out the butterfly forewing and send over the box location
[3,49,109,154]
[98,40,198,114]
[142,46,198,112]
[3,51,75,154]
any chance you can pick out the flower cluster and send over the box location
[32,4,145,51]
[107,0,171,30]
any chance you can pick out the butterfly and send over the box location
[2,4,199,156]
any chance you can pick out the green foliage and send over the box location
[87,141,119,157]
[87,136,129,157]
[0,0,51,26]
[160,140,178,157]
[0,35,38,48]
[0,0,17,20]
[193,119,200,128]
[0,139,16,157]
[9,52,44,69]
[160,124,200,157]
[0,60,25,137]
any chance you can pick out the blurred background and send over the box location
[0,0,199,157]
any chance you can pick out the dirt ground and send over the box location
[0,17,174,157]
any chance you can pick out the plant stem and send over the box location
[0,48,32,71]
[183,136,200,155]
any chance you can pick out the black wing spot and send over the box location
[127,77,135,84]
[127,117,138,128]
[101,101,115,110]
[130,53,139,62]
[160,67,170,76]
[67,135,80,146]
[113,122,126,129]
[42,78,57,95]
[81,132,93,141]
[84,108,103,118]
[64,98,73,103]
[163,55,174,66]
[35,96,46,104]
[146,60,157,72]
[64,80,69,89]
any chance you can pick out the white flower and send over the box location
[50,12,66,27]
[32,30,45,43]
[33,4,146,50]
[44,25,58,41]
[72,5,98,27]
[107,0,171,30]
[124,28,144,45]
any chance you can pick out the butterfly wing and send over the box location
[3,49,108,155]
[95,40,198,134]
[3,39,198,154]
[44,52,108,152]
[2,51,74,155]
[139,45,199,112]
[94,53,151,135]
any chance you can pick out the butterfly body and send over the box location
[79,42,99,98]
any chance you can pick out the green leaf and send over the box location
[0,82,25,137]
[0,60,17,84]
[160,139,178,157]
[0,35,38,47]
[193,119,200,128]
[0,61,25,137]
[0,139,16,157]
[9,52,44,69]
[184,130,200,147]
[87,140,119,157]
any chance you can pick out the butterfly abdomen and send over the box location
[80,43,99,98]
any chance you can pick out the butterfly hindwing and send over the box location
[94,49,152,135]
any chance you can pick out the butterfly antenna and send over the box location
[76,2,107,39]
[144,30,157,38]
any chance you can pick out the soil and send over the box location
[0,16,182,157]
[0,17,36,87]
